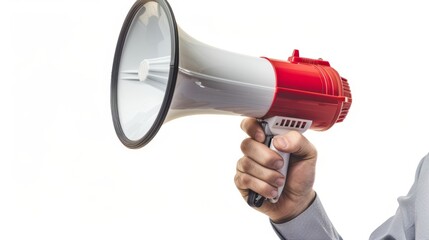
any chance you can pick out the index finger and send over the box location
[240,118,265,143]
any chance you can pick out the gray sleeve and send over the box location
[369,153,429,240]
[270,195,342,240]
[271,153,429,240]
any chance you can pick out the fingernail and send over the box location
[273,137,287,149]
[271,190,279,198]
[275,178,285,187]
[274,160,284,170]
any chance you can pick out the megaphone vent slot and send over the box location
[336,77,352,123]
[273,117,309,130]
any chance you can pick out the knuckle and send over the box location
[286,131,307,153]
[234,173,250,187]
[240,138,252,153]
[287,131,303,147]
[239,157,253,173]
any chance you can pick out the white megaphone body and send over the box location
[111,0,352,207]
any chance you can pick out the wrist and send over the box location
[271,190,316,224]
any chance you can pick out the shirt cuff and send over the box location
[270,195,341,240]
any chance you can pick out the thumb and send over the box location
[272,135,288,152]
[272,131,316,158]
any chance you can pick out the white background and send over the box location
[3,0,429,239]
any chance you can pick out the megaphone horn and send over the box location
[111,0,352,207]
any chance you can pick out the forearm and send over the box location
[271,194,342,240]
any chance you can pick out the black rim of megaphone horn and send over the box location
[110,0,179,149]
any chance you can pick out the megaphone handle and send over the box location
[247,121,290,207]
[247,116,311,208]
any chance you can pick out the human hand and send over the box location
[234,118,317,223]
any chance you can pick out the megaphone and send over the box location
[111,0,352,207]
